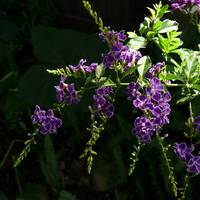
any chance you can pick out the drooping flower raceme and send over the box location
[31,105,62,134]
[91,86,115,118]
[54,76,80,105]
[127,77,172,145]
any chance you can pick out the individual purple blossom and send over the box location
[31,105,62,134]
[174,142,194,162]
[193,116,200,132]
[133,94,154,111]
[152,106,171,124]
[69,59,98,74]
[31,105,46,124]
[54,76,67,103]
[69,59,87,72]
[146,77,164,95]
[187,156,200,173]
[64,83,80,105]
[126,82,141,101]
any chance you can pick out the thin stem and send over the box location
[0,139,25,170]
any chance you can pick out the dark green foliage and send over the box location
[58,190,79,200]
[39,134,60,193]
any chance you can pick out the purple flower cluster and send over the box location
[174,116,200,174]
[54,76,80,105]
[168,0,200,13]
[145,62,165,79]
[126,77,171,145]
[174,142,200,174]
[99,28,142,71]
[31,105,62,134]
[91,86,115,118]
[69,59,98,74]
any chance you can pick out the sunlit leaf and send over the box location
[184,53,198,79]
[158,19,178,33]
[137,56,151,78]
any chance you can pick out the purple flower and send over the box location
[148,78,164,94]
[54,76,67,103]
[99,28,127,43]
[193,116,200,132]
[131,115,155,145]
[100,28,142,70]
[64,83,80,105]
[31,106,62,134]
[92,86,114,118]
[69,59,87,72]
[31,105,46,124]
[168,0,200,13]
[187,156,200,173]
[126,82,141,101]
[133,94,154,111]
[145,62,165,78]
[174,142,194,162]
[85,63,98,74]
[69,59,98,74]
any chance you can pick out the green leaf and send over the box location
[121,65,138,80]
[147,7,155,17]
[176,96,190,105]
[18,64,59,108]
[159,73,166,82]
[139,17,150,35]
[170,48,192,56]
[40,134,60,193]
[95,63,105,79]
[192,84,200,91]
[99,77,114,86]
[184,53,198,79]
[17,182,48,200]
[147,31,156,38]
[0,191,9,200]
[0,71,21,94]
[0,19,19,41]
[84,76,93,86]
[166,74,180,81]
[153,20,162,31]
[31,26,107,67]
[128,36,147,51]
[137,56,151,78]
[127,31,137,38]
[158,19,179,33]
[58,190,79,200]
[157,4,169,19]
